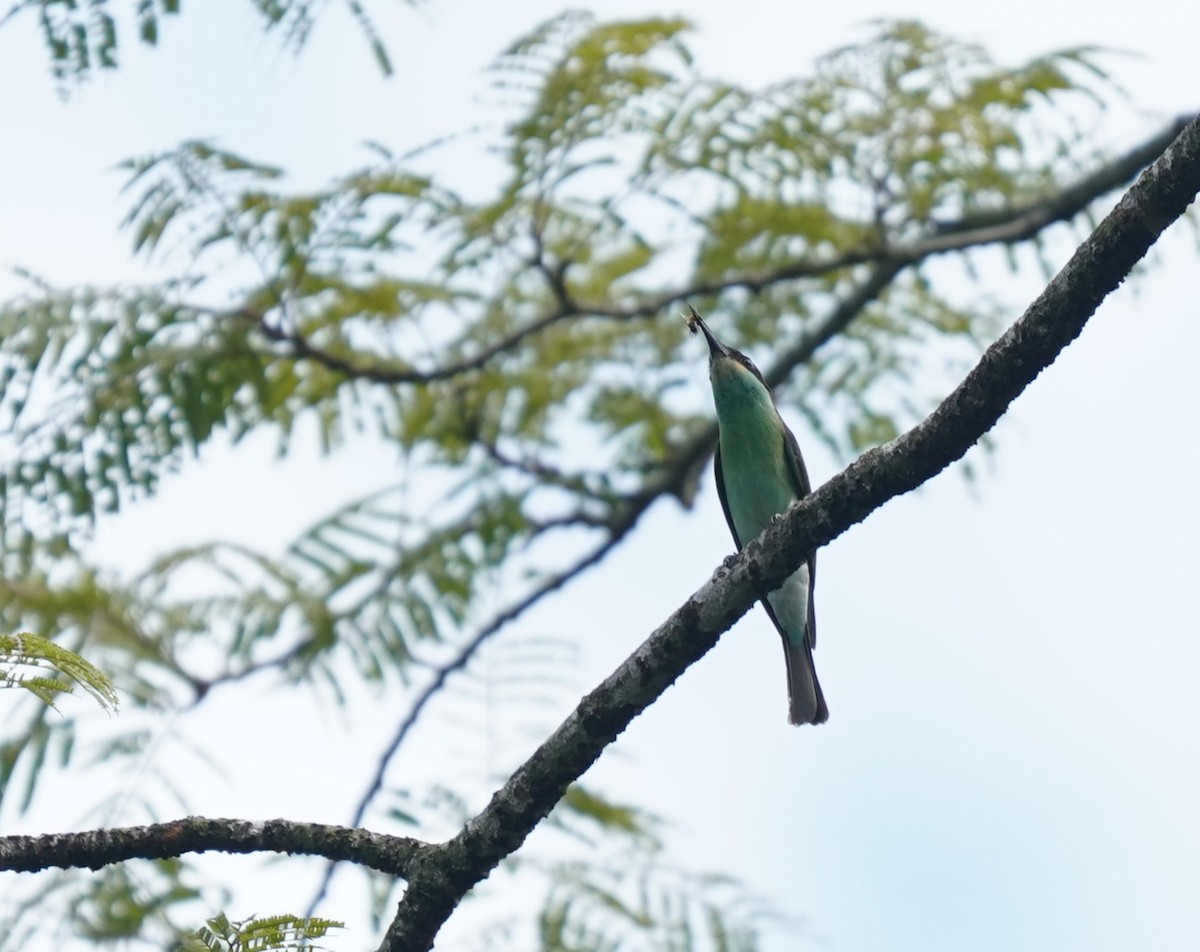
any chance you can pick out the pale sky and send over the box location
[1,2,1198,951]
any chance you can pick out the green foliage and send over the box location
[181,913,342,952]
[0,9,1132,951]
[1,859,207,951]
[0,13,1110,688]
[0,278,279,546]
[535,861,772,952]
[77,859,202,942]
[556,783,661,847]
[3,0,398,81]
[516,784,774,952]
[0,631,117,711]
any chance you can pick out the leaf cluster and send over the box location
[0,630,117,710]
[182,913,342,952]
[1,858,207,951]
[3,0,397,81]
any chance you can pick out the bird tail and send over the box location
[783,639,828,726]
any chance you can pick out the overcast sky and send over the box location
[1,2,1198,951]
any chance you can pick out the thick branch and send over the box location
[378,114,1200,952]
[0,816,425,878]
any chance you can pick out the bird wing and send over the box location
[780,422,817,648]
[714,429,818,649]
[713,444,743,549]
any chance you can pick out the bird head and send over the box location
[684,305,770,392]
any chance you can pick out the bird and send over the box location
[686,305,828,725]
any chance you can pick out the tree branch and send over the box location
[227,117,1189,386]
[929,116,1191,239]
[377,112,1200,952]
[0,816,426,878]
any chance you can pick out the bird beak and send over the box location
[685,305,731,360]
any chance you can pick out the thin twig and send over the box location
[216,118,1188,387]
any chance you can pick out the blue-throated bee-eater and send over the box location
[687,306,828,725]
